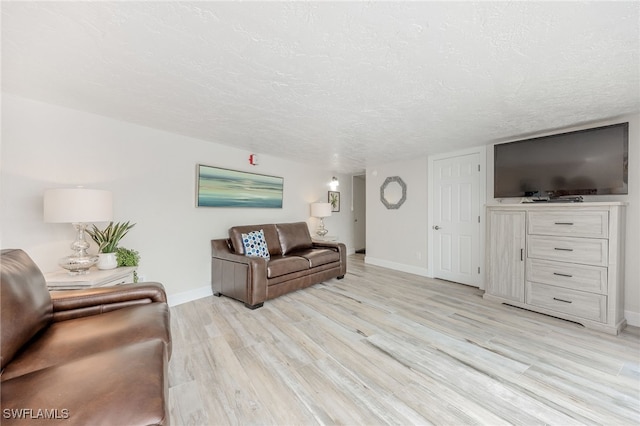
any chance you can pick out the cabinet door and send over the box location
[487,210,526,302]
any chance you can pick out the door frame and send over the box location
[351,173,366,253]
[427,145,487,289]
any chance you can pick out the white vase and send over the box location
[97,252,118,270]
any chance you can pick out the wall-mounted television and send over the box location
[494,122,629,199]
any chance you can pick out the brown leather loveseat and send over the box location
[211,222,346,309]
[0,249,171,425]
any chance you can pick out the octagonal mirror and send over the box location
[380,176,407,209]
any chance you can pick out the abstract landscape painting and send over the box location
[197,164,284,208]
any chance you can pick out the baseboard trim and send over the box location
[168,285,213,307]
[364,256,430,278]
[625,310,640,328]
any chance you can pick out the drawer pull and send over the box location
[553,272,573,278]
[553,297,573,304]
[554,222,574,225]
[554,247,574,252]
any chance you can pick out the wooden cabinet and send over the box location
[486,210,526,303]
[484,203,626,334]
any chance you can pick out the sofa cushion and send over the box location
[276,222,313,255]
[1,302,171,381]
[267,262,339,287]
[0,339,168,426]
[229,224,282,256]
[296,248,341,268]
[0,249,53,370]
[267,256,310,278]
[241,229,270,260]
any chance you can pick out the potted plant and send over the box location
[116,247,141,283]
[87,221,136,270]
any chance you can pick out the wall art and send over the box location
[380,176,407,209]
[328,191,340,212]
[196,164,283,208]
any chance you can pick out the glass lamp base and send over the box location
[316,228,329,237]
[59,255,98,275]
[316,218,329,236]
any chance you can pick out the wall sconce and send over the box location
[329,176,339,191]
[310,203,332,236]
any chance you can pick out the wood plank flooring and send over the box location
[168,254,640,425]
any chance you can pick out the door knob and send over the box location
[433,225,441,230]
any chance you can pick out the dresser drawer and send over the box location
[526,282,606,322]
[526,258,607,294]
[527,235,608,266]
[528,210,608,238]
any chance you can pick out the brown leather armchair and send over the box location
[0,249,171,425]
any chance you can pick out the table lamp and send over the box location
[44,188,113,274]
[310,202,332,237]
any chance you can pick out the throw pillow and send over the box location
[241,229,270,260]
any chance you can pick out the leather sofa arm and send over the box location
[211,238,268,308]
[312,241,347,276]
[312,241,343,250]
[211,239,269,273]
[50,282,168,322]
[211,238,252,263]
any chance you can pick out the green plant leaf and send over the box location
[87,221,136,253]
[116,247,140,267]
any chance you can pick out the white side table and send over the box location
[45,266,137,290]
[312,235,339,242]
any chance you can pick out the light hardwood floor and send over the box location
[168,254,640,425]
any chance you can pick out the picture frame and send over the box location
[196,164,284,208]
[328,191,340,212]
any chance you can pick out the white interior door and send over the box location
[431,152,482,287]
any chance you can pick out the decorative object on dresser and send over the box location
[43,188,113,275]
[484,202,626,334]
[493,122,628,199]
[87,221,136,270]
[310,202,332,236]
[380,176,407,209]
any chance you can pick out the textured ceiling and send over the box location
[2,1,639,173]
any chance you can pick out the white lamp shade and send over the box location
[44,188,113,223]
[310,202,332,218]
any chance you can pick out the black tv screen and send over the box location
[494,122,629,198]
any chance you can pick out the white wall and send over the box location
[364,113,639,325]
[1,94,355,304]
[3,94,637,323]
[365,157,429,276]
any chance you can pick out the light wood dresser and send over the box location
[484,202,626,334]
